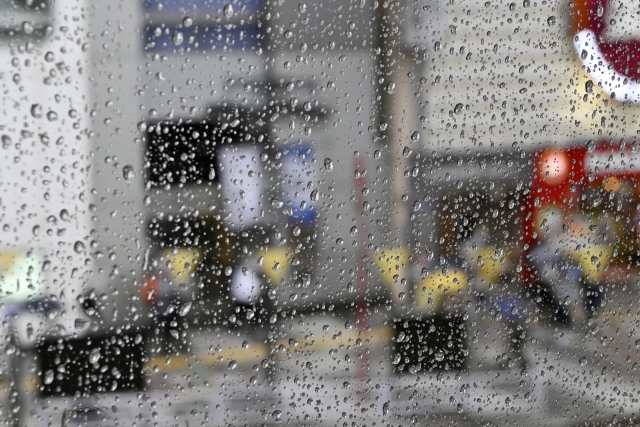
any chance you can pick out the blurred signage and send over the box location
[0,250,43,302]
[572,0,640,103]
[280,144,317,225]
[585,150,640,174]
[219,143,264,229]
[406,0,640,152]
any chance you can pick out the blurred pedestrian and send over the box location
[229,259,273,341]
[142,247,201,355]
[528,207,582,327]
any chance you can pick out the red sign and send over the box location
[572,0,640,102]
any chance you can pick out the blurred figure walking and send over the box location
[142,248,201,355]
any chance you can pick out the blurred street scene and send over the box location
[1,0,640,425]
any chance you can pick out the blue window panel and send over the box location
[143,25,261,53]
[142,0,261,13]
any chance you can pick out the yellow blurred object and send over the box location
[372,247,411,288]
[164,248,202,284]
[414,267,469,314]
[0,250,44,302]
[475,246,506,283]
[260,247,292,284]
[574,245,613,284]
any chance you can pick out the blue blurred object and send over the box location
[143,24,261,53]
[496,295,528,322]
[4,297,60,318]
[143,0,262,13]
[281,144,317,225]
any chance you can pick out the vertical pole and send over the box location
[373,0,415,312]
[354,156,370,389]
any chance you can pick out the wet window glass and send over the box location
[2,0,640,424]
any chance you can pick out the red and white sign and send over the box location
[572,0,640,102]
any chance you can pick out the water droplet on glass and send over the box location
[435,350,445,361]
[350,226,358,236]
[345,320,353,330]
[299,2,306,12]
[1,135,11,149]
[585,80,594,94]
[547,16,556,25]
[271,197,284,208]
[179,302,191,316]
[454,103,464,114]
[89,348,101,364]
[74,241,85,253]
[386,82,395,94]
[224,4,234,17]
[224,266,233,276]
[22,21,34,34]
[75,318,90,330]
[137,121,147,132]
[581,49,588,60]
[46,111,58,121]
[324,158,333,171]
[596,2,604,16]
[411,131,420,142]
[228,360,237,370]
[122,165,135,181]
[172,31,184,45]
[310,189,318,202]
[382,402,390,415]
[288,338,299,347]
[31,104,42,118]
[44,370,54,384]
[413,201,422,211]
[292,226,301,236]
[183,17,193,27]
[403,147,412,158]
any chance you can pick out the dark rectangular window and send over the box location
[144,110,268,187]
[145,120,216,187]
